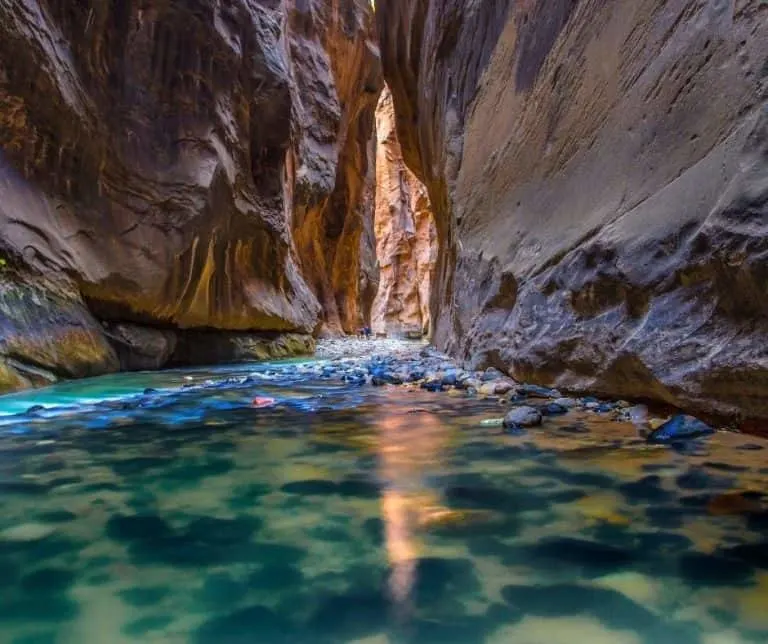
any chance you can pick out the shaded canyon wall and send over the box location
[377,0,768,420]
[0,0,381,389]
[371,86,436,338]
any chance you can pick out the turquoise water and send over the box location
[1,361,768,643]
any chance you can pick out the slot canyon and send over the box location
[0,0,765,423]
[1,2,768,643]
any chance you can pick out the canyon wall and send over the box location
[0,0,380,389]
[285,0,382,335]
[371,86,436,338]
[377,0,768,420]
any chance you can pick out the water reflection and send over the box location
[377,409,448,621]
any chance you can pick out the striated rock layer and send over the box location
[286,0,382,336]
[377,0,768,420]
[371,86,436,338]
[0,0,379,389]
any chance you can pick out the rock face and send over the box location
[371,86,436,338]
[0,0,379,389]
[377,0,768,420]
[286,0,382,335]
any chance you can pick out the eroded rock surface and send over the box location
[371,86,437,338]
[286,0,382,335]
[0,0,379,389]
[377,0,768,420]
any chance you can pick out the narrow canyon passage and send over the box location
[370,86,437,339]
[0,0,766,643]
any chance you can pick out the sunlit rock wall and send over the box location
[371,86,436,338]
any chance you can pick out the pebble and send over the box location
[503,406,543,429]
[553,397,579,409]
[480,418,505,427]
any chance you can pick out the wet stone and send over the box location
[503,406,542,429]
[647,415,714,444]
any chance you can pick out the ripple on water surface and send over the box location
[0,358,767,643]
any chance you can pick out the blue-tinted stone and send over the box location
[541,403,568,416]
[647,415,714,444]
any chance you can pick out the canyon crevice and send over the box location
[371,86,436,338]
[377,0,768,421]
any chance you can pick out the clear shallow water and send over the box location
[1,361,768,644]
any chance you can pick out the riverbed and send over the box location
[0,341,766,644]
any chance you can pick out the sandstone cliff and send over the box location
[0,0,380,388]
[377,0,768,420]
[371,86,436,338]
[285,0,382,335]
